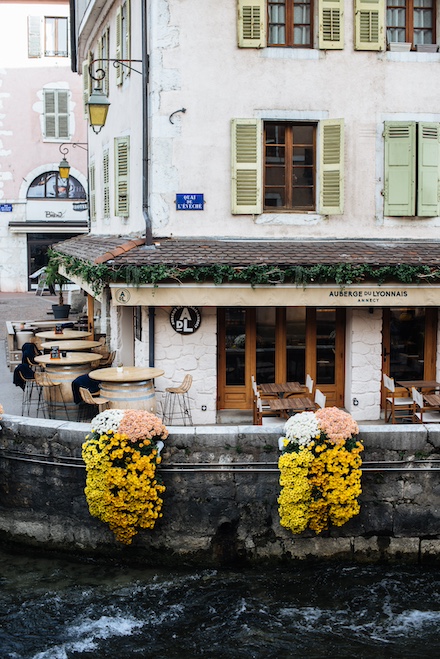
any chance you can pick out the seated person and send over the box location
[71,373,101,405]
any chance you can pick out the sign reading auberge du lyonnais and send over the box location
[170,307,201,334]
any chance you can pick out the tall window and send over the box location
[264,122,316,210]
[268,0,312,46]
[387,0,435,45]
[27,172,86,200]
[43,89,69,140]
[44,17,68,56]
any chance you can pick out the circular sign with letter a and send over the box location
[170,307,201,334]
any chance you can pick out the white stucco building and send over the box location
[0,0,88,292]
[57,0,440,423]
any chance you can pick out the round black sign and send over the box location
[170,307,201,334]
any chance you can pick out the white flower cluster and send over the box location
[282,411,320,447]
[91,408,125,435]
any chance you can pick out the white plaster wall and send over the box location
[345,309,383,421]
[134,307,217,425]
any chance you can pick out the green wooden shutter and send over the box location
[82,60,89,119]
[417,122,440,217]
[89,163,96,222]
[115,136,130,217]
[319,119,344,214]
[354,0,385,51]
[103,150,110,218]
[231,119,262,214]
[237,0,266,48]
[384,122,416,216]
[125,0,131,77]
[28,16,41,57]
[115,7,123,85]
[319,0,344,49]
[57,91,69,139]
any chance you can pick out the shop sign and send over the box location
[0,204,12,212]
[176,194,204,210]
[327,288,409,304]
[170,307,201,334]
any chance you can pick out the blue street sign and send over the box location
[0,204,12,212]
[176,194,204,210]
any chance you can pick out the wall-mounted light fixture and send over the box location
[87,59,142,133]
[58,142,88,178]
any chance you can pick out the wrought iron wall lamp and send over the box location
[58,143,88,178]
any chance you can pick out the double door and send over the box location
[217,307,345,410]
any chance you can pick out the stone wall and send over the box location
[1,415,440,566]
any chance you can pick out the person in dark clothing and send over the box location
[71,373,101,404]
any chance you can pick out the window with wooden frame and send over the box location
[386,0,435,46]
[231,118,344,215]
[44,17,68,56]
[237,0,344,49]
[268,0,313,47]
[383,121,440,217]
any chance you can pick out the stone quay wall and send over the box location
[1,415,440,567]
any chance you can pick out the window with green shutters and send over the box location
[43,90,69,140]
[384,121,440,217]
[115,136,130,217]
[103,150,110,218]
[89,163,96,222]
[231,118,344,214]
[115,0,131,85]
[237,0,344,49]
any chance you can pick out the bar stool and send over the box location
[78,387,110,421]
[18,371,37,416]
[162,374,193,425]
[34,371,69,420]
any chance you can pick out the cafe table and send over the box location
[396,380,440,393]
[268,395,316,415]
[89,366,165,413]
[40,340,102,352]
[34,352,102,419]
[259,381,304,396]
[36,329,93,341]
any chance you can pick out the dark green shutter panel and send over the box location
[384,122,415,216]
[417,123,440,217]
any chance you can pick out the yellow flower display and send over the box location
[278,408,363,535]
[82,409,168,544]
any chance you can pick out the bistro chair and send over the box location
[34,371,69,420]
[412,387,440,423]
[79,387,110,420]
[17,370,37,416]
[255,392,284,425]
[314,389,326,409]
[383,374,413,424]
[162,374,193,425]
[97,350,116,367]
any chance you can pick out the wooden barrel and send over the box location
[99,379,157,412]
[44,363,94,420]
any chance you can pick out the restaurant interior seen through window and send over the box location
[27,172,86,200]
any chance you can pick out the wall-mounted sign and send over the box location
[170,307,201,334]
[0,204,12,212]
[72,202,88,212]
[176,194,204,211]
[115,288,131,304]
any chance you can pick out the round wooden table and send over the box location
[34,352,102,419]
[40,340,102,352]
[89,366,165,412]
[36,330,93,341]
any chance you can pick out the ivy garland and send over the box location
[50,250,439,296]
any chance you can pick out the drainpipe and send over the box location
[148,306,155,367]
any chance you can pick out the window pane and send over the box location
[265,167,285,186]
[294,26,310,44]
[256,308,276,384]
[286,308,306,383]
[268,1,286,44]
[316,309,336,384]
[266,124,286,145]
[68,177,87,199]
[389,308,425,381]
[266,145,285,164]
[265,187,285,207]
[225,309,246,386]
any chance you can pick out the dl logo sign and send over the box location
[170,307,201,334]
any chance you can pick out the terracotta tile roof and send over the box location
[53,235,440,267]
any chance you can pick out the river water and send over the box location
[1,546,439,658]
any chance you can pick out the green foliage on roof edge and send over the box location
[50,251,438,295]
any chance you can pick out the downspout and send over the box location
[142,2,155,367]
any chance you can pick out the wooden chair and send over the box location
[412,387,440,423]
[255,392,283,425]
[79,386,110,419]
[162,374,193,425]
[97,350,116,367]
[314,388,326,409]
[34,371,69,419]
[383,374,413,424]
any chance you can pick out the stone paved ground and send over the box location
[0,291,58,416]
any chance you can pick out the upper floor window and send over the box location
[44,17,68,56]
[116,0,131,85]
[27,172,86,200]
[268,0,312,47]
[231,118,344,215]
[386,0,435,46]
[43,90,69,140]
[28,16,68,58]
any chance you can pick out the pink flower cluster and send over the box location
[315,407,359,444]
[118,409,169,443]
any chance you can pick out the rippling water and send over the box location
[1,546,440,658]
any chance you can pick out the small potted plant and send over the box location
[44,256,71,320]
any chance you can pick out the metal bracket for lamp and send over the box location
[58,143,88,178]
[89,58,143,81]
[169,108,186,124]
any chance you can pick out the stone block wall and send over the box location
[1,416,440,566]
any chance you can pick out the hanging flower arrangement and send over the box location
[82,409,169,545]
[278,407,363,535]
